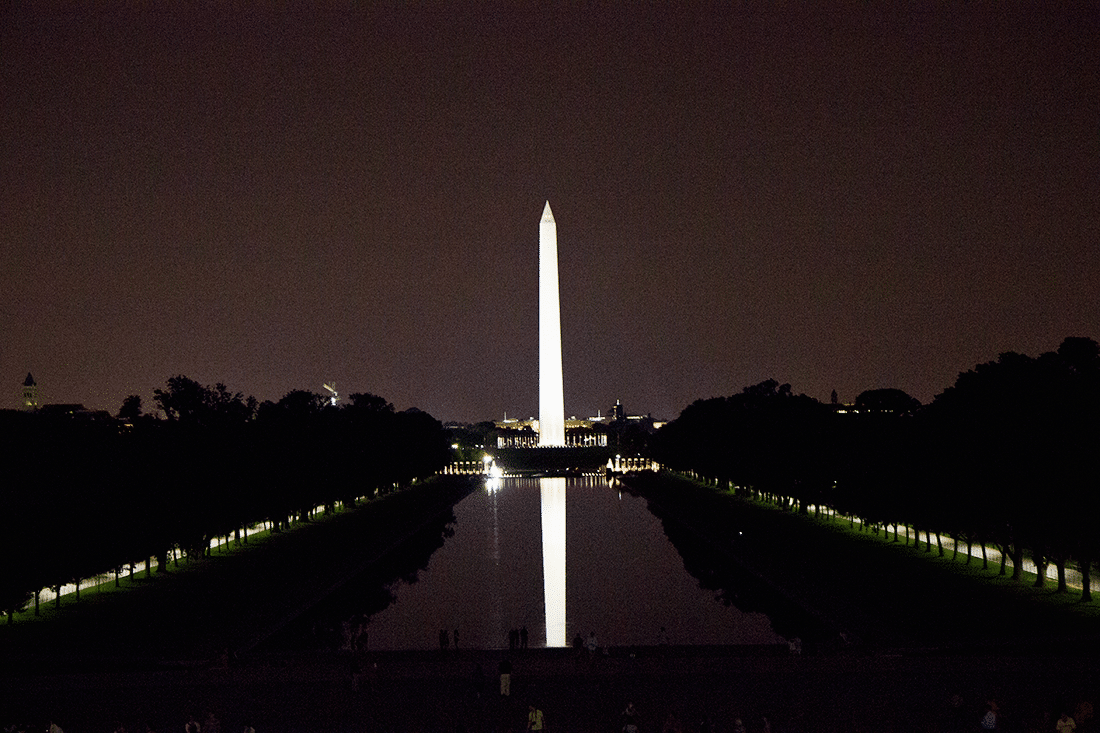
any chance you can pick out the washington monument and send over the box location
[539,201,566,446]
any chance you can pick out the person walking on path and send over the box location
[527,705,545,731]
[520,625,529,649]
[585,631,598,658]
[981,701,999,730]
[622,702,639,733]
[472,662,486,699]
[499,658,512,697]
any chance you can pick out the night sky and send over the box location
[3,4,1098,422]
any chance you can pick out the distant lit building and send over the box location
[609,399,625,422]
[490,399,670,448]
[494,416,608,448]
[605,399,665,430]
[495,417,538,448]
[37,403,112,422]
[22,372,38,411]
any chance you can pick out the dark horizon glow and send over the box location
[2,6,1098,421]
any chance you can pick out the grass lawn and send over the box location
[8,524,289,627]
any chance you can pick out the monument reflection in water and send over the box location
[540,477,566,646]
[361,475,784,650]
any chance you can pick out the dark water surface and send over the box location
[339,475,784,650]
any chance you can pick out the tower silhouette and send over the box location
[22,372,39,411]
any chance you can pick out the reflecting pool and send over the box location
[357,476,785,650]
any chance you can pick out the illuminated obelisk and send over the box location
[539,201,566,446]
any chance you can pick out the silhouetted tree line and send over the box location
[651,337,1100,601]
[0,376,451,621]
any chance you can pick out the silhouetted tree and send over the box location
[654,338,1099,604]
[154,375,255,428]
[117,394,143,420]
[854,388,921,416]
[925,339,1100,598]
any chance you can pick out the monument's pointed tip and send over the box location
[541,200,554,223]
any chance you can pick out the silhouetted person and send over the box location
[499,658,512,696]
[622,703,639,733]
[520,625,528,649]
[350,656,361,692]
[981,701,998,730]
[472,662,486,698]
[527,705,545,731]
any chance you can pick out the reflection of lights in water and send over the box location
[484,463,504,492]
[540,477,567,647]
[483,460,504,493]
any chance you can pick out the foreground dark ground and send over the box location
[2,646,1098,733]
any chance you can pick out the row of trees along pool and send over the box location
[0,376,452,621]
[651,337,1100,602]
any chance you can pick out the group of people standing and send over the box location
[438,627,460,650]
[508,625,529,650]
[438,623,532,650]
[571,630,600,658]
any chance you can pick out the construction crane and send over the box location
[323,382,339,407]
